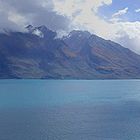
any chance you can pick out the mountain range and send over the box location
[0,25,140,79]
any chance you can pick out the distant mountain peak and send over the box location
[1,26,140,79]
[25,25,56,39]
[25,25,34,32]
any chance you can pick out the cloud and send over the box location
[53,0,114,37]
[52,1,140,54]
[112,7,128,18]
[53,0,112,16]
[135,9,140,13]
[0,0,140,54]
[114,21,140,53]
[0,0,70,31]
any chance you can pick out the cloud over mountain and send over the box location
[0,0,70,31]
[0,0,140,54]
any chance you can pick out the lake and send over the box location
[0,80,140,140]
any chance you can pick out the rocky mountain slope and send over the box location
[0,25,140,79]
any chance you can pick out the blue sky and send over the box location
[99,0,140,22]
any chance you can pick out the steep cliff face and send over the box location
[0,26,140,79]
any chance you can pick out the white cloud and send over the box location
[52,1,140,54]
[112,7,128,18]
[53,0,114,38]
[116,22,140,39]
[135,9,140,13]
[53,0,112,17]
[114,21,140,53]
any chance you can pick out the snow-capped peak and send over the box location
[32,29,44,38]
[25,25,44,38]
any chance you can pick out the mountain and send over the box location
[0,25,140,79]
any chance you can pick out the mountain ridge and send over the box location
[0,25,140,79]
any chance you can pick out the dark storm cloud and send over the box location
[0,0,70,31]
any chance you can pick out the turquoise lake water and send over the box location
[0,80,140,140]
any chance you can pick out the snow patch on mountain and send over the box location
[26,25,44,38]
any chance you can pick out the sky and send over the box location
[0,0,140,54]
